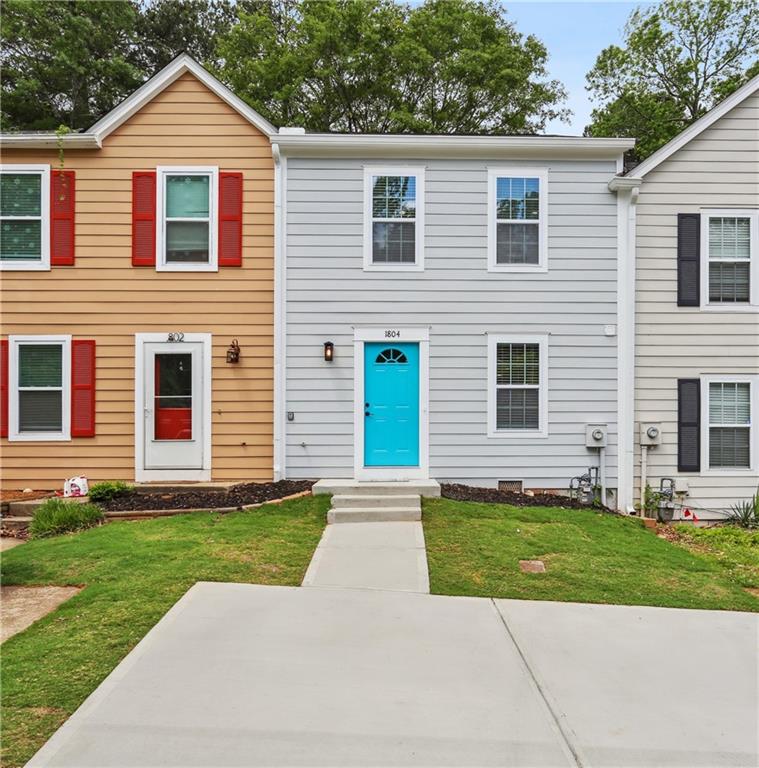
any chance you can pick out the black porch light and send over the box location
[323,341,334,362]
[226,339,241,363]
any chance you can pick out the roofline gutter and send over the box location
[0,133,101,149]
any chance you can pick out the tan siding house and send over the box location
[629,77,759,517]
[0,57,277,489]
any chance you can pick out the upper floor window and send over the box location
[488,168,548,273]
[705,379,755,470]
[363,167,424,271]
[0,165,50,271]
[156,166,218,272]
[487,334,548,438]
[701,210,758,308]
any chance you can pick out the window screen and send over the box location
[0,173,43,262]
[495,177,540,265]
[495,343,540,430]
[371,176,416,264]
[165,175,210,264]
[708,217,751,303]
[709,382,751,468]
[18,343,63,433]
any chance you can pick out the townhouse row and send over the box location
[1,55,757,517]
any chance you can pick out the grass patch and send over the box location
[1,495,328,768]
[423,498,759,613]
[29,499,104,539]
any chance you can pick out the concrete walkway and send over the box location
[302,521,429,593]
[27,582,758,768]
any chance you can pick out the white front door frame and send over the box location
[134,332,212,482]
[353,326,430,481]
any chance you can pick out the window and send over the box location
[0,165,50,271]
[706,380,753,470]
[487,334,548,437]
[364,167,424,270]
[157,166,218,271]
[488,168,548,272]
[701,210,758,308]
[9,336,71,441]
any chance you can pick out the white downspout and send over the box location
[639,444,648,516]
[272,142,286,481]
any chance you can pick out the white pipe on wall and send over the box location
[640,445,648,516]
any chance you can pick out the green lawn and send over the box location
[0,495,328,768]
[423,498,759,612]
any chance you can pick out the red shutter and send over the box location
[218,172,243,266]
[51,170,75,265]
[132,171,156,266]
[0,340,8,438]
[71,340,96,437]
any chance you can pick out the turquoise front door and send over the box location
[364,342,420,467]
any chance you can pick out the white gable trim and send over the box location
[617,73,759,182]
[89,54,277,140]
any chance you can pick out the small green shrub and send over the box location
[29,499,105,539]
[88,480,132,504]
[726,490,759,529]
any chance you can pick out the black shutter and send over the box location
[678,379,701,472]
[677,213,700,306]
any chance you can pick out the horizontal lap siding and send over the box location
[634,90,759,513]
[285,157,620,490]
[0,73,274,488]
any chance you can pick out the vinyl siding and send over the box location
[284,157,620,492]
[0,73,274,488]
[634,89,759,515]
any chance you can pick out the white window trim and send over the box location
[487,333,549,438]
[156,166,218,273]
[487,167,548,273]
[700,209,759,310]
[8,335,71,441]
[701,375,758,474]
[363,166,425,272]
[0,164,51,271]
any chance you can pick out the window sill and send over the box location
[8,433,71,442]
[488,264,548,274]
[363,263,424,273]
[487,429,549,439]
[156,263,219,273]
[699,303,758,312]
[1,261,50,271]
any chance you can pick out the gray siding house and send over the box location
[612,75,759,518]
[271,135,635,509]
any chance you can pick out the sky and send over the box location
[503,1,658,135]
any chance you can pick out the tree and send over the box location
[215,0,568,133]
[585,0,759,160]
[1,0,142,131]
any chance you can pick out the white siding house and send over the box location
[612,75,759,518]
[272,135,634,508]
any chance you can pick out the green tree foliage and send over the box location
[1,0,142,131]
[215,0,568,133]
[585,0,759,160]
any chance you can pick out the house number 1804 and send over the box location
[384,330,400,338]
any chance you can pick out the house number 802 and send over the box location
[168,332,185,342]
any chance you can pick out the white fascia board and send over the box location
[608,176,642,192]
[626,73,759,179]
[274,133,635,159]
[87,54,276,142]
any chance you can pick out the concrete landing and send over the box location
[302,521,429,593]
[313,478,441,497]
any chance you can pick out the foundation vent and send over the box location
[498,479,523,493]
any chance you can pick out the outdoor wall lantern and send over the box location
[226,339,241,364]
[323,341,334,362]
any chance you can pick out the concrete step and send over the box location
[328,507,422,524]
[331,494,421,510]
[314,479,440,498]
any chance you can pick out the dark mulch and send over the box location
[100,480,315,512]
[440,482,591,510]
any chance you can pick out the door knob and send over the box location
[365,411,372,417]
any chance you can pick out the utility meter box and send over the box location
[640,422,662,446]
[585,424,608,448]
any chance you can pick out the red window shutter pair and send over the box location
[0,339,95,438]
[131,171,243,266]
[51,170,76,266]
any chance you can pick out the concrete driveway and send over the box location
[28,583,757,767]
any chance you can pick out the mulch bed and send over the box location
[440,482,592,510]
[100,479,315,512]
